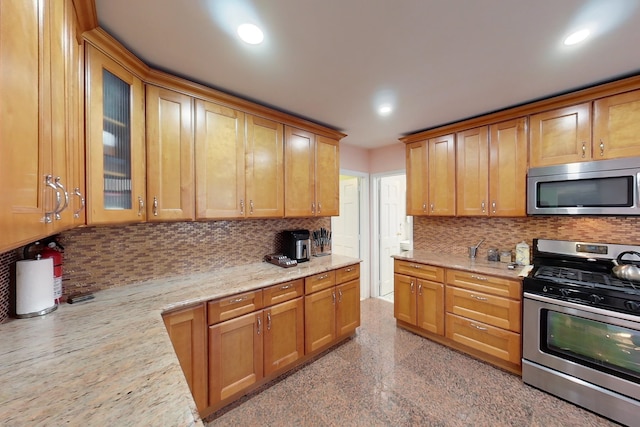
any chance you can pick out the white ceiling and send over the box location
[95,0,640,149]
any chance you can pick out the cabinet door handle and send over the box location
[481,201,486,213]
[600,139,605,156]
[228,296,248,304]
[470,294,488,301]
[153,196,158,216]
[249,199,254,214]
[430,203,434,212]
[137,196,144,216]
[240,199,245,215]
[44,175,61,224]
[257,316,262,335]
[311,202,316,214]
[470,323,488,331]
[581,142,586,158]
[491,201,496,214]
[410,281,414,294]
[470,274,488,281]
[54,177,69,219]
[266,312,271,330]
[422,202,427,212]
[317,203,321,214]
[338,289,343,303]
[72,187,85,219]
[332,290,336,304]
[418,283,423,296]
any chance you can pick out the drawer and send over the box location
[208,290,263,325]
[305,270,336,294]
[263,279,304,307]
[445,313,521,365]
[445,286,521,332]
[394,260,444,282]
[445,269,521,299]
[335,264,360,284]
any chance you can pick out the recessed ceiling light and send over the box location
[564,29,590,45]
[237,23,264,45]
[378,104,393,116]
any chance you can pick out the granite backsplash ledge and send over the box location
[0,217,329,323]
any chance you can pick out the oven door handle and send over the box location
[524,292,640,322]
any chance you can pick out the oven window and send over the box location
[537,176,633,208]
[543,310,640,382]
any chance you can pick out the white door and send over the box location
[379,176,404,297]
[331,176,360,259]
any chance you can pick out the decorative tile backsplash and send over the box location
[0,218,329,323]
[413,216,640,258]
[2,215,640,323]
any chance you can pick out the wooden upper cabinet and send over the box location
[315,136,340,216]
[489,117,527,216]
[0,0,84,252]
[85,44,146,224]
[245,115,284,218]
[593,89,640,160]
[456,127,489,216]
[284,127,316,217]
[195,100,245,219]
[406,140,428,215]
[146,85,195,221]
[428,134,456,216]
[529,103,591,167]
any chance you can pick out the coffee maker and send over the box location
[282,230,311,263]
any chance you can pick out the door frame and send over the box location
[332,169,370,300]
[371,169,407,298]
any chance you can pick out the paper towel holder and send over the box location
[15,258,58,319]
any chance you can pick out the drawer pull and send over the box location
[470,274,487,281]
[411,264,421,269]
[228,296,248,304]
[470,294,488,301]
[279,284,293,291]
[345,267,353,272]
[470,323,488,331]
[318,274,329,280]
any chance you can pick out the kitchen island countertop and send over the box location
[393,250,526,280]
[0,254,360,426]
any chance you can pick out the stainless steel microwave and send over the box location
[527,156,640,215]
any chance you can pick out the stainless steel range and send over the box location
[522,239,640,426]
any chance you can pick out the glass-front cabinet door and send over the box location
[85,44,145,224]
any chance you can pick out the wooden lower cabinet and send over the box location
[208,311,263,406]
[305,266,361,354]
[394,260,522,374]
[264,297,304,376]
[162,305,207,412]
[445,313,520,365]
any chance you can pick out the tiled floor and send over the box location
[206,298,618,427]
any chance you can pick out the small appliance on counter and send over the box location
[282,229,311,263]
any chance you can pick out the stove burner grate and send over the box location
[534,266,637,291]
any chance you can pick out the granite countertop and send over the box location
[0,254,360,426]
[393,250,527,280]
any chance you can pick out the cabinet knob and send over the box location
[137,196,144,216]
[72,187,85,219]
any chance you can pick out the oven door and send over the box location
[523,293,640,401]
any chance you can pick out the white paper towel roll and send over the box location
[16,258,57,318]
